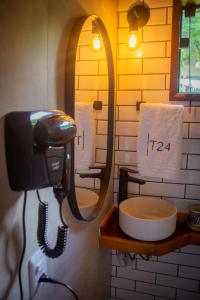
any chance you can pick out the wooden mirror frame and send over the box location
[64,15,114,221]
[170,0,200,101]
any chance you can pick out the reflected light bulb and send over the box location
[137,50,143,57]
[92,35,101,51]
[128,31,140,50]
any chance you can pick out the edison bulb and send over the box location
[128,31,140,50]
[92,35,101,51]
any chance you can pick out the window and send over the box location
[170,0,200,101]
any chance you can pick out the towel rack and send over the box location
[136,101,146,111]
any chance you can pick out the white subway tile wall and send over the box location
[111,0,200,299]
[75,19,108,192]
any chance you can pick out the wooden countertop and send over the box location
[99,206,200,256]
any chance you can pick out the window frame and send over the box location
[170,0,200,101]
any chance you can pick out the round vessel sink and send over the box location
[76,188,98,218]
[119,197,177,241]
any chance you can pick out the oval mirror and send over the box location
[65,15,114,221]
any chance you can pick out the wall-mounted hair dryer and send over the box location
[5,110,76,190]
[5,110,76,258]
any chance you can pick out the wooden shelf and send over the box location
[99,206,200,256]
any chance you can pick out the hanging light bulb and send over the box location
[92,34,101,51]
[127,2,150,51]
[128,31,140,50]
[92,20,101,51]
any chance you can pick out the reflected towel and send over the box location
[75,102,96,172]
[137,103,184,180]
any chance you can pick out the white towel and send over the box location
[137,103,184,180]
[75,102,96,173]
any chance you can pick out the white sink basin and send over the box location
[76,188,98,218]
[119,197,177,241]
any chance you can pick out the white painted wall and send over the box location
[0,1,117,299]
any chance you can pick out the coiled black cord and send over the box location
[18,191,27,300]
[36,190,68,258]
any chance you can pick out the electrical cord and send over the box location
[30,279,40,300]
[189,14,192,94]
[38,274,79,300]
[18,189,71,298]
[30,273,80,300]
[36,190,68,258]
[59,201,68,228]
[37,188,68,228]
[18,191,27,300]
[36,189,43,205]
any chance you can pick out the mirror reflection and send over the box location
[74,16,109,217]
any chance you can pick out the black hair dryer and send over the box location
[5,110,76,258]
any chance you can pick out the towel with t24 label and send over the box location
[137,103,184,180]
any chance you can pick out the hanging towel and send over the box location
[75,102,96,173]
[137,103,184,180]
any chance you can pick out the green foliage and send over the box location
[180,8,200,77]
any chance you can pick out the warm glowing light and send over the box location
[92,35,101,51]
[137,50,143,57]
[128,31,140,50]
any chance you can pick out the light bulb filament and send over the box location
[92,35,101,51]
[128,31,140,50]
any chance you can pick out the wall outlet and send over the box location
[28,250,47,298]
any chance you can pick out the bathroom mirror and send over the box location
[65,15,114,221]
